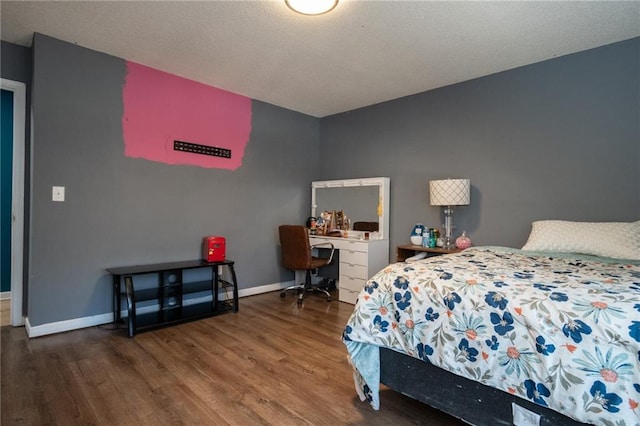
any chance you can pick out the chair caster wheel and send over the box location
[327,297,332,302]
[280,292,285,298]
[297,299,303,305]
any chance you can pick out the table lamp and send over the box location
[429,179,470,250]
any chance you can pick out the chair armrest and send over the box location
[311,242,335,264]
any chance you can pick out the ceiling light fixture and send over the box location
[285,0,339,16]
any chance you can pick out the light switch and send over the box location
[52,186,65,202]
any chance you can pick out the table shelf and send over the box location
[134,302,234,331]
[396,244,461,262]
[107,259,238,337]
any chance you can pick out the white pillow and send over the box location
[521,220,640,260]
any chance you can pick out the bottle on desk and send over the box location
[422,229,430,247]
[428,229,437,248]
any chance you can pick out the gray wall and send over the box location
[12,33,640,329]
[319,37,640,259]
[29,34,319,326]
[1,40,32,83]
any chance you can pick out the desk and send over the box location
[310,236,389,304]
[396,244,461,262]
[107,259,238,337]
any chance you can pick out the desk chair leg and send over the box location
[314,286,332,302]
[296,271,312,304]
[300,270,331,304]
[280,282,304,298]
[280,270,332,304]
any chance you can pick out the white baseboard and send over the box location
[0,291,11,301]
[26,312,114,338]
[239,281,293,298]
[25,281,293,338]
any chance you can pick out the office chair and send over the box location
[278,225,335,304]
[353,221,379,232]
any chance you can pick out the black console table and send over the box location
[107,259,238,337]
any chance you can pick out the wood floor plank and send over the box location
[1,291,464,425]
[1,325,57,425]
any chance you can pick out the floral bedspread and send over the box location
[343,247,640,425]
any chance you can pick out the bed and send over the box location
[343,220,640,425]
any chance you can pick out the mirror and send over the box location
[311,177,390,239]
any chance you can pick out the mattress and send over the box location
[343,247,640,425]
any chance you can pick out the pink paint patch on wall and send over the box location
[122,61,252,170]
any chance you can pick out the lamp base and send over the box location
[442,206,455,250]
[442,238,456,250]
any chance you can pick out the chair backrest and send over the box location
[353,221,379,232]
[279,225,312,270]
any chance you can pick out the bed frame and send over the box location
[379,348,588,425]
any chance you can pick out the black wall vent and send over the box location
[173,140,232,158]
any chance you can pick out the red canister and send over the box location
[202,236,226,262]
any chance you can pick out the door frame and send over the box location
[1,78,26,326]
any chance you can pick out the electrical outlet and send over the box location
[512,403,541,426]
[52,186,65,202]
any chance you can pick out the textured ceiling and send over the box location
[2,1,639,117]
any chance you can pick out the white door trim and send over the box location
[1,78,26,327]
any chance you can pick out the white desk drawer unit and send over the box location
[340,249,368,266]
[340,262,367,280]
[310,236,389,304]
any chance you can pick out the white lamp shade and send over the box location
[429,179,471,206]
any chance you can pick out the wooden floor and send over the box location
[1,291,464,425]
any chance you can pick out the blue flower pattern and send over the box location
[417,343,433,362]
[393,276,409,290]
[425,307,439,322]
[372,315,389,333]
[343,325,352,342]
[364,280,379,295]
[525,379,550,406]
[589,381,623,413]
[485,335,499,351]
[490,311,514,336]
[550,292,568,302]
[343,247,640,425]
[563,319,592,343]
[485,291,509,310]
[535,336,555,356]
[533,283,555,291]
[444,292,461,310]
[457,338,479,362]
[629,321,640,342]
[395,291,412,310]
